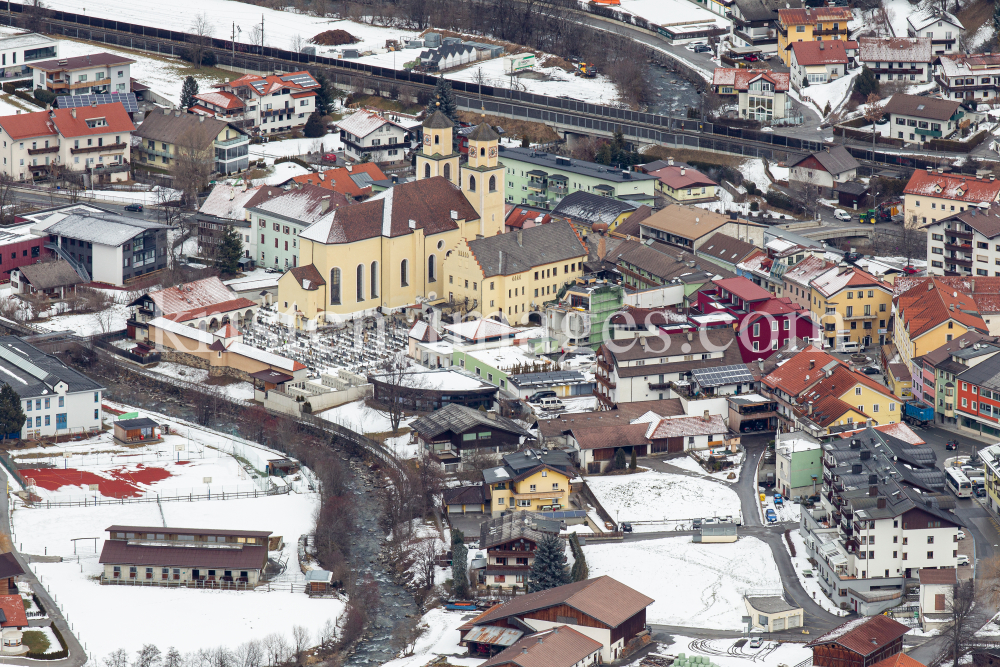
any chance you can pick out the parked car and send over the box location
[834,209,852,222]
[538,396,565,412]
[692,518,704,529]
[957,530,966,540]
[748,637,763,649]
[765,509,777,523]
[322,153,337,163]
[773,493,783,507]
[744,53,760,62]
[124,203,143,212]
[976,487,987,498]
[527,390,557,404]
[693,44,712,53]
[958,554,970,565]
[861,366,881,375]
[903,265,919,275]
[621,522,633,533]
[945,441,958,450]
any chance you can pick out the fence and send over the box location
[100,576,306,593]
[24,484,290,509]
[92,331,161,364]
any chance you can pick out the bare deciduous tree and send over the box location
[291,625,310,660]
[943,579,978,667]
[863,93,887,155]
[173,125,218,209]
[290,34,304,53]
[133,645,162,667]
[190,13,215,68]
[233,641,262,667]
[105,650,129,667]
[411,537,442,590]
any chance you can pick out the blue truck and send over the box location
[903,401,935,426]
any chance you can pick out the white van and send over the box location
[834,209,852,222]
[837,341,861,354]
[538,397,565,411]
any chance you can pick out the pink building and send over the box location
[694,277,819,362]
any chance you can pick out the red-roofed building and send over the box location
[806,615,909,667]
[504,206,552,231]
[0,103,135,183]
[207,71,320,134]
[904,169,1000,229]
[789,40,850,87]
[127,276,259,342]
[695,277,819,361]
[711,68,792,122]
[0,593,28,655]
[777,6,853,65]
[291,163,388,199]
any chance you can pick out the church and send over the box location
[276,110,506,326]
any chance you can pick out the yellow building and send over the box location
[444,220,587,323]
[485,464,572,517]
[796,364,901,434]
[777,6,853,66]
[887,362,913,399]
[648,164,719,203]
[893,277,987,374]
[902,168,1000,229]
[809,265,893,350]
[133,109,250,175]
[277,111,506,326]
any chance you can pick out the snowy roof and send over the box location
[907,8,963,32]
[146,317,304,372]
[199,184,264,220]
[337,110,403,138]
[0,335,103,397]
[905,169,1000,204]
[0,33,53,49]
[411,403,530,440]
[806,616,909,655]
[370,368,492,391]
[649,414,727,439]
[444,318,518,341]
[811,266,884,298]
[40,210,169,247]
[248,184,350,224]
[141,277,256,322]
[481,626,602,667]
[858,37,931,64]
[464,346,553,373]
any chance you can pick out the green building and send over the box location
[546,282,625,351]
[452,345,554,392]
[775,431,822,498]
[498,145,656,210]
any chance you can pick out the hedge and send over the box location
[274,156,311,170]
[568,533,589,581]
[25,623,69,660]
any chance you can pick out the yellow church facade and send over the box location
[276,111,506,327]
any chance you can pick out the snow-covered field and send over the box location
[146,361,254,401]
[784,529,850,616]
[31,303,129,336]
[448,58,620,105]
[318,398,416,435]
[654,636,811,667]
[795,69,861,116]
[378,608,484,667]
[668,454,743,484]
[739,158,771,192]
[585,470,741,529]
[584,536,781,629]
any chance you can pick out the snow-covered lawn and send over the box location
[448,58,620,105]
[22,626,62,654]
[585,470,741,529]
[739,158,771,192]
[617,0,731,30]
[768,163,789,182]
[31,303,129,336]
[378,608,484,667]
[73,187,182,205]
[249,136,343,164]
[653,636,811,667]
[318,398,416,435]
[584,536,781,629]
[146,361,254,401]
[668,454,743,484]
[784,529,850,616]
[795,69,861,116]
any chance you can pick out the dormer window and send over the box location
[85,118,108,128]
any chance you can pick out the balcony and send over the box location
[813,26,847,35]
[949,227,973,239]
[842,311,873,321]
[946,241,972,252]
[511,490,565,499]
[28,145,59,155]
[71,142,127,155]
[548,183,568,195]
[951,257,973,268]
[848,588,903,603]
[596,375,616,390]
[215,135,248,147]
[526,180,546,192]
[915,127,943,138]
[90,163,130,175]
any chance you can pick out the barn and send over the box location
[806,615,909,667]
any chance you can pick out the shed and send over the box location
[266,458,299,476]
[918,567,956,632]
[304,569,335,594]
[0,553,24,595]
[443,484,489,514]
[837,181,869,210]
[694,522,738,543]
[806,615,910,667]
[743,595,803,631]
[463,625,524,657]
[112,417,161,445]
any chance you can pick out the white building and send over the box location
[788,40,849,87]
[923,201,1000,277]
[193,71,320,134]
[884,94,962,145]
[30,52,134,96]
[918,568,956,632]
[337,110,411,163]
[858,37,932,84]
[0,335,104,439]
[907,8,963,55]
[0,103,134,183]
[937,53,1000,101]
[0,33,56,82]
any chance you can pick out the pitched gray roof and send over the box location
[479,511,557,549]
[0,335,104,397]
[468,220,587,278]
[552,191,637,225]
[422,110,455,128]
[410,403,531,439]
[497,146,657,184]
[796,145,859,175]
[135,110,236,147]
[883,94,961,122]
[466,122,500,141]
[17,260,83,290]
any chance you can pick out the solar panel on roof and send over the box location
[57,92,138,113]
[691,364,754,388]
[282,72,317,87]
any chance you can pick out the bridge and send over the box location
[796,225,877,242]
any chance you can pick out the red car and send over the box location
[744,54,760,62]
[903,265,918,274]
[322,153,337,163]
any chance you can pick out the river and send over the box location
[644,61,702,116]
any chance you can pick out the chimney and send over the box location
[680,167,686,176]
[450,210,458,220]
[809,359,815,370]
[959,339,967,349]
[819,42,825,50]
[71,108,76,119]
[163,108,169,115]
[852,463,862,474]
[408,218,416,229]
[928,282,934,291]
[950,303,955,311]
[668,157,674,166]
[320,197,331,213]
[639,336,647,349]
[926,167,932,174]
[686,330,693,341]
[175,110,181,117]
[808,402,814,415]
[869,485,878,497]
[703,409,710,422]
[938,167,944,174]
[487,410,497,420]
[517,229,523,247]
[877,496,887,509]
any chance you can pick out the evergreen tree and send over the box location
[853,66,879,99]
[521,134,531,148]
[595,132,643,168]
[613,447,627,471]
[0,384,25,440]
[629,447,637,470]
[452,529,469,598]
[994,1,1000,48]
[303,112,325,138]
[315,72,334,116]
[527,534,571,593]
[425,78,458,124]
[180,76,199,109]
[216,224,244,275]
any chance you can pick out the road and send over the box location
[11,185,176,224]
[0,465,86,667]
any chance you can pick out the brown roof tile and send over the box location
[570,423,650,451]
[895,277,987,339]
[806,615,909,656]
[99,540,268,569]
[481,627,602,667]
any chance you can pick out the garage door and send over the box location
[668,437,684,453]
[788,614,801,628]
[448,504,465,514]
[773,617,785,631]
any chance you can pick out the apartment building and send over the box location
[133,109,250,175]
[0,33,56,82]
[0,103,133,183]
[924,201,1000,277]
[894,277,988,376]
[809,265,893,349]
[884,95,963,146]
[955,352,1000,438]
[858,37,932,83]
[913,332,1000,425]
[907,9,963,56]
[903,168,1000,229]
[937,53,1000,101]
[338,110,411,163]
[712,68,793,122]
[30,53,134,96]
[777,6,853,66]
[801,427,958,614]
[981,443,1000,514]
[730,0,781,55]
[498,145,657,210]
[782,255,835,312]
[248,184,351,270]
[194,71,319,134]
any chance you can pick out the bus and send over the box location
[945,467,973,498]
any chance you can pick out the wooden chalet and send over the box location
[479,626,602,667]
[0,553,24,595]
[477,511,560,590]
[806,616,910,667]
[112,417,161,445]
[459,576,654,662]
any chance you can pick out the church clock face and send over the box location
[488,146,497,158]
[423,134,431,145]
